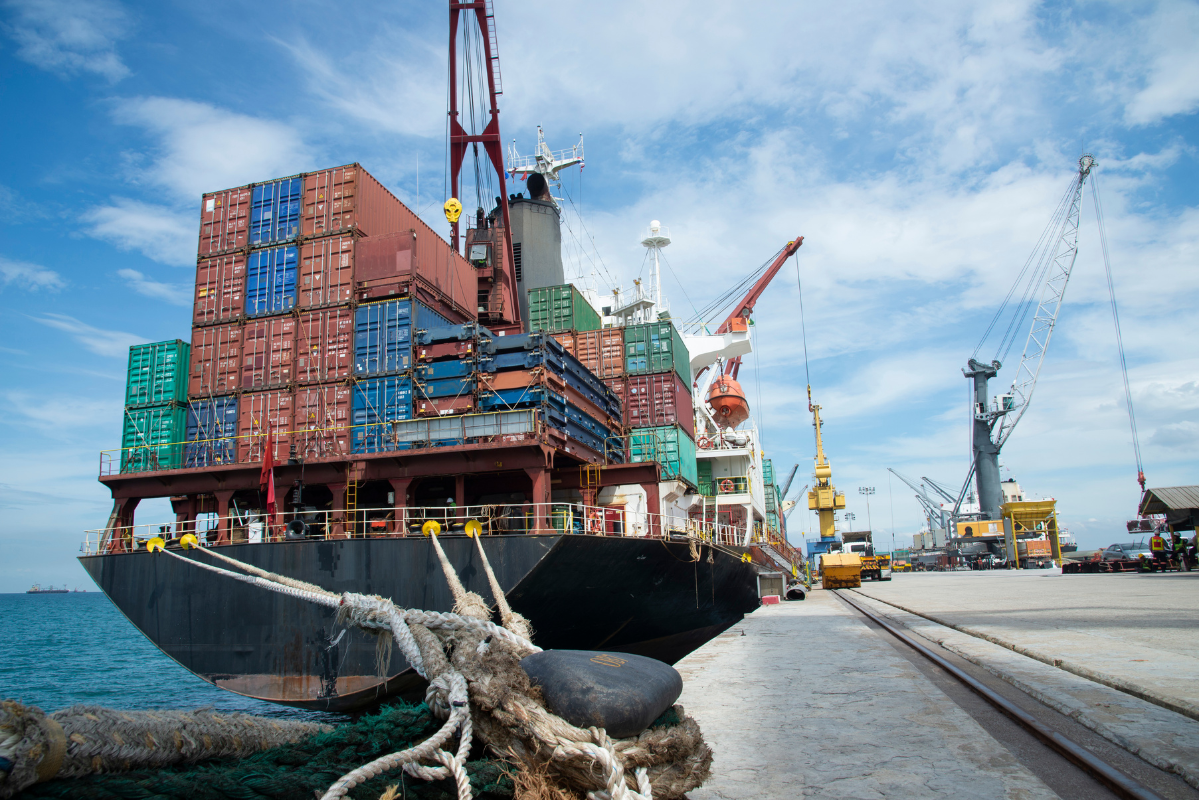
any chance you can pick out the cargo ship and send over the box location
[26,584,69,594]
[78,2,802,711]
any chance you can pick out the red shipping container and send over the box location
[625,373,695,440]
[294,383,351,460]
[576,329,624,378]
[238,389,294,464]
[241,316,296,390]
[189,323,242,397]
[415,339,477,362]
[298,234,356,308]
[303,164,407,238]
[194,253,246,326]
[198,186,252,256]
[355,229,475,322]
[295,308,353,384]
[552,331,576,356]
[415,395,475,417]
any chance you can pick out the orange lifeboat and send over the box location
[706,375,750,429]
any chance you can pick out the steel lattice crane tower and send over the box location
[966,154,1095,520]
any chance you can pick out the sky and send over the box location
[0,0,1196,591]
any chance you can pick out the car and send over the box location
[1102,541,1153,561]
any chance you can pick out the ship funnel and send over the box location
[527,172,550,201]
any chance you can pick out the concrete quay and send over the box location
[676,591,1058,799]
[853,570,1199,716]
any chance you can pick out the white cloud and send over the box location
[110,96,310,200]
[4,0,130,82]
[82,197,194,266]
[116,267,190,305]
[4,391,121,430]
[0,256,64,290]
[32,313,143,357]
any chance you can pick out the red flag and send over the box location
[259,428,277,530]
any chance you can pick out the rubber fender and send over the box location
[520,650,683,738]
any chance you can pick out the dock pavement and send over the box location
[676,590,1059,799]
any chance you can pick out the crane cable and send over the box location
[794,252,811,389]
[1091,173,1145,488]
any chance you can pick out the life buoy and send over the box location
[720,479,735,494]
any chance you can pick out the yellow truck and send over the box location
[820,552,862,589]
[843,542,893,581]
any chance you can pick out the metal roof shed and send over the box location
[1138,486,1199,531]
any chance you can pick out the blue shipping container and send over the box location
[354,299,456,375]
[245,246,297,316]
[184,396,238,467]
[415,360,475,381]
[418,376,476,399]
[250,178,303,246]
[352,376,413,453]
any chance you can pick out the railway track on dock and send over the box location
[833,589,1189,800]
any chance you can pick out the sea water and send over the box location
[0,592,346,722]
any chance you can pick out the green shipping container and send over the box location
[763,459,775,488]
[628,424,698,487]
[528,284,601,333]
[125,340,190,408]
[697,458,713,491]
[121,403,186,473]
[623,322,690,384]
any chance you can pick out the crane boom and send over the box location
[993,154,1095,450]
[716,238,804,334]
[721,237,803,378]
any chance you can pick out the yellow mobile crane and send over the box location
[807,387,859,588]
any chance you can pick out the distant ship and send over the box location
[26,584,69,594]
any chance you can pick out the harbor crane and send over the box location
[961,155,1095,520]
[887,469,952,533]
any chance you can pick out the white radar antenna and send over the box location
[507,126,584,207]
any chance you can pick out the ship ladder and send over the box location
[345,473,359,538]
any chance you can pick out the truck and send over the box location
[840,534,892,581]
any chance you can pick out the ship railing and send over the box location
[697,475,750,497]
[80,501,751,555]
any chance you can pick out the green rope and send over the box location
[21,703,513,800]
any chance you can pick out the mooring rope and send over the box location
[4,534,711,800]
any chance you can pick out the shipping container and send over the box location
[415,395,474,417]
[354,299,453,375]
[416,376,475,399]
[624,322,690,384]
[245,245,298,316]
[354,230,476,321]
[415,339,479,362]
[295,308,353,384]
[528,284,601,333]
[552,331,576,356]
[575,329,624,378]
[624,373,694,439]
[194,253,245,326]
[237,389,294,464]
[250,177,303,246]
[603,377,626,418]
[351,376,412,453]
[198,186,251,256]
[184,396,238,467]
[304,164,406,238]
[295,383,352,460]
[121,404,186,473]
[628,424,698,487]
[298,234,356,308]
[126,340,189,408]
[415,359,475,381]
[188,323,242,397]
[241,316,296,389]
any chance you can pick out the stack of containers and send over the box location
[763,459,779,533]
[121,341,189,472]
[351,298,457,452]
[621,320,697,486]
[184,163,475,466]
[477,333,623,460]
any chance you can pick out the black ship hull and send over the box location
[80,534,760,711]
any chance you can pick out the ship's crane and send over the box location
[687,237,804,429]
[960,155,1095,520]
[446,0,520,328]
